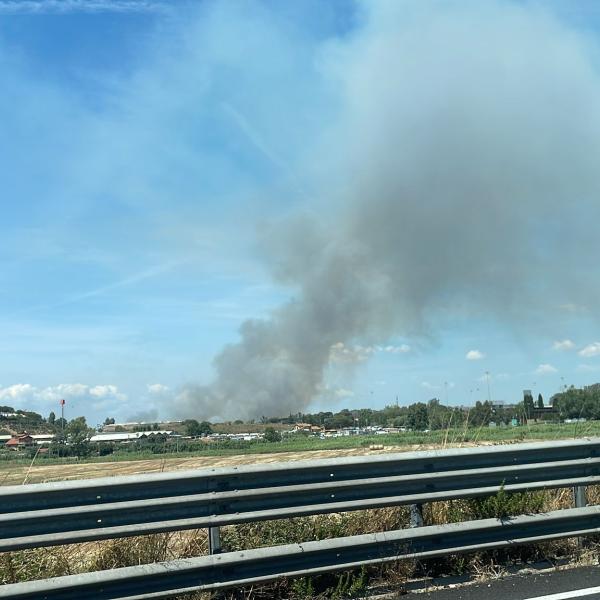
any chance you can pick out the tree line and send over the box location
[267,399,525,431]
[551,384,600,420]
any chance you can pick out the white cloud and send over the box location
[535,364,558,375]
[0,383,36,402]
[89,385,126,401]
[383,344,411,354]
[38,383,88,401]
[552,339,575,351]
[0,383,127,412]
[147,383,170,395]
[329,342,410,364]
[0,0,167,14]
[334,388,354,399]
[329,342,374,364]
[466,350,485,361]
[579,342,600,358]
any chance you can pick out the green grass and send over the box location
[1,420,600,469]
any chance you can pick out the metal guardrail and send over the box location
[0,438,599,598]
[1,438,599,552]
[1,506,599,600]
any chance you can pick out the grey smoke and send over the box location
[175,1,600,420]
[127,408,159,423]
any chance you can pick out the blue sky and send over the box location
[3,0,600,426]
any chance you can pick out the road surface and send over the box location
[417,566,600,599]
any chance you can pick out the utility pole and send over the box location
[485,372,491,403]
[60,399,65,436]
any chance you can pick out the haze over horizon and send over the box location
[3,0,600,425]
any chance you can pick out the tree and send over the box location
[66,416,94,456]
[468,401,493,427]
[184,419,212,437]
[198,421,213,435]
[426,398,456,430]
[406,403,429,431]
[523,393,535,420]
[537,394,544,409]
[184,419,201,436]
[325,411,354,429]
[264,427,282,443]
[48,411,56,425]
[357,408,374,427]
[392,415,408,428]
[103,417,115,425]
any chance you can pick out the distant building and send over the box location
[101,421,183,433]
[293,423,324,434]
[5,433,35,450]
[90,431,177,443]
[31,434,56,445]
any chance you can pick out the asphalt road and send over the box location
[416,565,600,599]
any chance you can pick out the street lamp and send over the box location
[485,372,492,403]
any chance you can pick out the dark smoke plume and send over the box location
[174,1,600,420]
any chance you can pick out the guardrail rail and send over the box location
[0,438,599,599]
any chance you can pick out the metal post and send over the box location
[410,503,424,528]
[573,485,587,508]
[208,526,221,554]
[573,485,587,548]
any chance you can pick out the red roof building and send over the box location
[5,433,35,450]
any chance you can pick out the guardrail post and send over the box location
[208,526,221,554]
[410,503,424,528]
[573,485,587,548]
[573,485,587,509]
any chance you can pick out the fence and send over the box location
[1,438,600,598]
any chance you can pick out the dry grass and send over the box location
[0,441,500,486]
[0,447,399,486]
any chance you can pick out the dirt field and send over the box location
[0,442,487,486]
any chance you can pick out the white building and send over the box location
[90,431,177,443]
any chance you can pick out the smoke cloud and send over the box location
[175,1,600,420]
